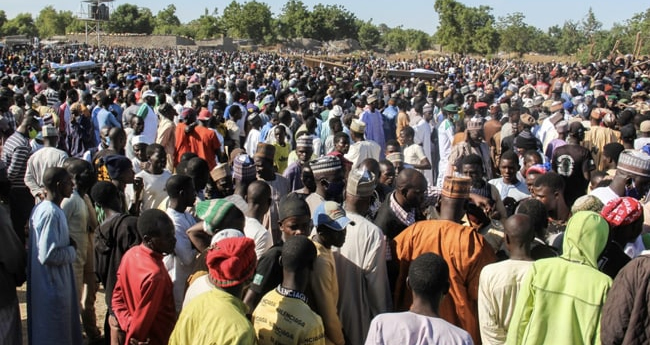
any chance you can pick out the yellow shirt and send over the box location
[253,288,326,345]
[307,241,345,345]
[273,143,290,174]
[169,288,255,345]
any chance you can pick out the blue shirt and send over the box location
[93,108,121,144]
[28,200,83,345]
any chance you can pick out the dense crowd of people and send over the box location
[1,44,650,345]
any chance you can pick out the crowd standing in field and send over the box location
[1,44,650,345]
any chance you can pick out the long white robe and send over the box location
[333,212,391,345]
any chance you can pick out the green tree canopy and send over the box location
[308,4,358,41]
[35,6,77,38]
[3,13,37,37]
[107,4,154,34]
[277,0,311,39]
[434,0,498,54]
[222,1,274,44]
[153,4,181,35]
[403,29,433,51]
[581,7,603,40]
[358,20,380,50]
[0,10,8,36]
[382,27,407,52]
[184,8,222,40]
[497,12,535,56]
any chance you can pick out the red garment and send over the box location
[394,220,497,345]
[112,244,176,345]
[602,197,643,227]
[174,123,221,169]
[174,123,192,167]
[327,150,352,173]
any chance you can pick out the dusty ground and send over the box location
[18,283,107,345]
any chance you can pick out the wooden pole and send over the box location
[633,32,642,58]
[637,38,644,57]
[610,40,620,58]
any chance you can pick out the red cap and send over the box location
[198,108,211,121]
[601,197,643,228]
[474,102,488,110]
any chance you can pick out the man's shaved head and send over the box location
[395,169,426,191]
[361,158,380,178]
[504,214,535,246]
[247,180,271,204]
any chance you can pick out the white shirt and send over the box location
[24,146,68,197]
[164,208,198,312]
[365,311,473,345]
[136,169,172,210]
[590,186,618,205]
[244,217,272,259]
[183,275,214,308]
[141,105,159,144]
[437,119,454,188]
[634,137,650,150]
[344,140,381,169]
[478,259,533,345]
[245,128,261,157]
[488,178,530,202]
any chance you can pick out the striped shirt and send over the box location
[1,111,17,131]
[45,88,60,109]
[1,131,31,186]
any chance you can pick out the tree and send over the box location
[581,7,602,40]
[35,6,67,38]
[382,27,407,52]
[221,1,244,38]
[222,1,274,44]
[434,0,498,54]
[358,21,380,49]
[308,4,358,41]
[529,27,555,55]
[556,20,585,55]
[434,0,468,52]
[107,4,154,34]
[153,4,181,35]
[497,12,535,56]
[184,8,222,40]
[62,12,85,34]
[624,8,650,56]
[241,1,274,44]
[404,29,432,51]
[277,0,311,39]
[3,13,37,37]
[0,10,7,36]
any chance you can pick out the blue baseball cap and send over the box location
[313,201,354,231]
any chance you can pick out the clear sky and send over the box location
[4,0,648,35]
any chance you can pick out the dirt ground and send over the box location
[18,283,108,345]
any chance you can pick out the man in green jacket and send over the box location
[506,211,612,345]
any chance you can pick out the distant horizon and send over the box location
[3,1,648,36]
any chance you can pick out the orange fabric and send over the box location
[174,123,221,170]
[193,126,221,170]
[394,220,497,345]
[395,111,410,145]
[452,132,466,146]
[584,126,618,171]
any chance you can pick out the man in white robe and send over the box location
[334,169,391,345]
